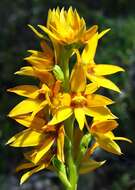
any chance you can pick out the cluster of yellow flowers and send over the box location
[7,7,131,187]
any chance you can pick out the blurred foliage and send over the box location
[0,0,135,189]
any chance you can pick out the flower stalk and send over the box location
[65,135,78,190]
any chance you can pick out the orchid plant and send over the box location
[7,7,131,190]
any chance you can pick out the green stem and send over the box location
[59,45,78,189]
[64,117,78,190]
[64,117,74,143]
[59,46,72,92]
[66,151,78,190]
[63,59,70,92]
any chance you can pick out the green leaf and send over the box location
[52,157,71,188]
[76,133,91,166]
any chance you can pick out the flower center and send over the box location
[71,94,86,107]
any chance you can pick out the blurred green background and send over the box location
[0,0,135,189]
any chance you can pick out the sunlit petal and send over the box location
[91,120,118,133]
[57,125,65,162]
[7,85,39,99]
[88,75,121,93]
[8,99,42,117]
[87,94,114,107]
[34,136,55,164]
[82,33,98,64]
[84,107,117,120]
[6,129,44,147]
[98,28,111,39]
[94,64,125,76]
[20,164,48,184]
[85,82,99,95]
[48,108,73,125]
[74,108,85,130]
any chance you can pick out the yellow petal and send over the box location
[31,100,48,118]
[113,137,132,143]
[84,107,117,120]
[84,142,99,159]
[20,163,48,184]
[79,160,106,174]
[15,67,55,86]
[16,163,35,172]
[94,64,124,76]
[34,136,55,164]
[15,66,35,76]
[38,25,60,41]
[81,25,98,42]
[74,108,85,130]
[98,28,111,39]
[97,133,122,155]
[88,75,121,93]
[57,125,65,163]
[14,114,46,128]
[105,131,115,138]
[70,50,86,92]
[24,57,52,70]
[7,129,44,147]
[48,108,73,125]
[34,68,55,86]
[87,94,114,107]
[91,120,118,133]
[28,24,45,39]
[40,40,54,57]
[14,115,34,128]
[81,33,98,64]
[7,85,39,99]
[8,99,41,117]
[23,149,37,161]
[85,82,99,95]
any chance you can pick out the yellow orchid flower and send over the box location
[24,41,54,70]
[90,120,132,155]
[30,7,98,45]
[16,149,54,184]
[81,31,125,92]
[7,83,50,99]
[7,123,65,164]
[8,84,51,119]
[15,66,55,87]
[8,80,62,120]
[49,83,116,130]
[15,40,55,87]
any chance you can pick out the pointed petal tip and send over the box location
[7,113,11,117]
[24,57,29,61]
[5,141,9,146]
[98,28,111,39]
[106,28,111,32]
[100,160,106,165]
[20,179,24,185]
[27,24,32,29]
[14,71,19,75]
[120,67,125,72]
[94,25,98,30]
[129,139,133,143]
[7,88,11,92]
